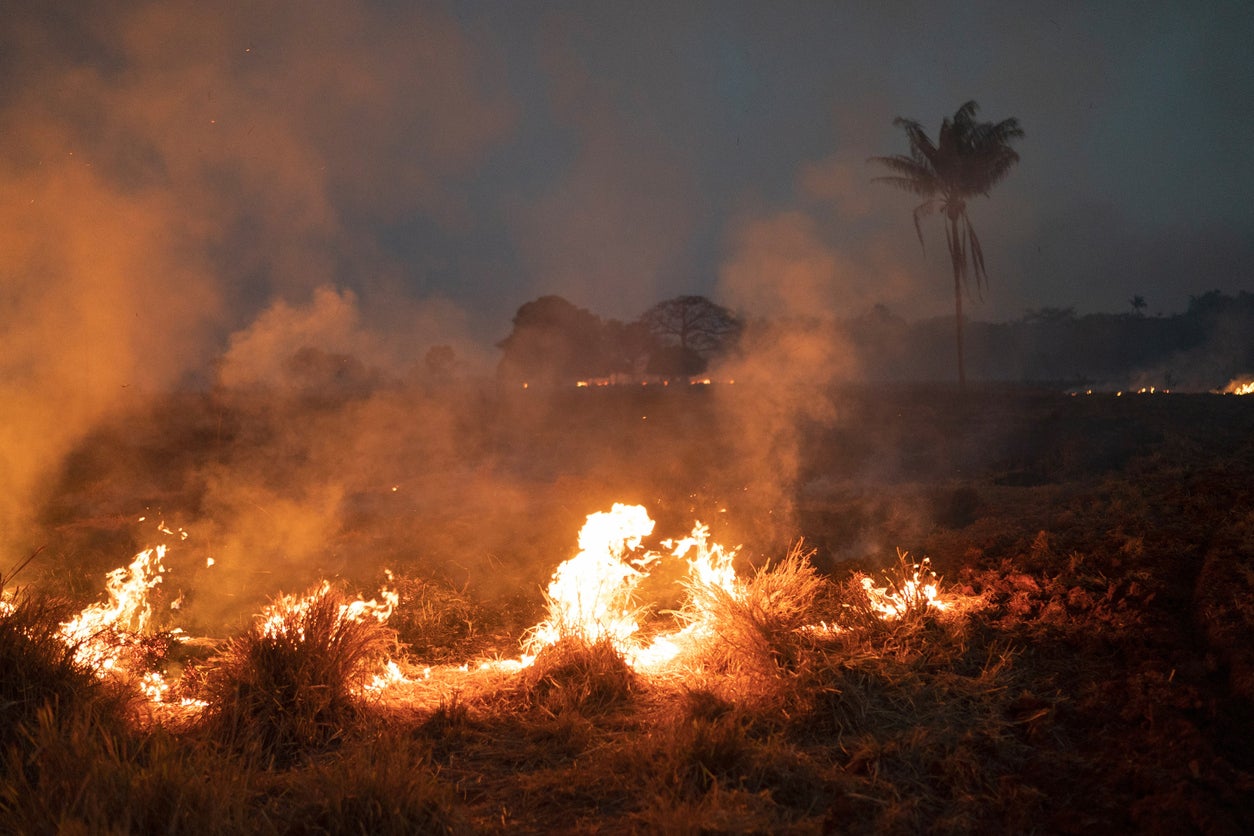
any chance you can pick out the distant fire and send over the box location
[1220,378,1254,395]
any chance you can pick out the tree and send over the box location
[1129,295,1147,318]
[638,295,741,377]
[497,295,610,385]
[870,101,1023,386]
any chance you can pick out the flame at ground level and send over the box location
[1220,377,1254,395]
[26,503,960,717]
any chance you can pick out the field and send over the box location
[4,383,1253,833]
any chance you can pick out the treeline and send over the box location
[850,290,1254,388]
[495,295,741,386]
[495,290,1254,390]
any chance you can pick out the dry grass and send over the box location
[675,543,827,689]
[12,387,1254,832]
[195,582,395,765]
[386,574,487,664]
[519,636,638,716]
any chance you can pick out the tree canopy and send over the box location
[496,295,610,385]
[639,295,741,369]
[496,294,740,385]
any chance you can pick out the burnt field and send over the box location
[5,384,1254,833]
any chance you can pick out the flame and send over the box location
[31,503,961,714]
[856,554,948,620]
[524,503,656,652]
[258,576,397,641]
[59,545,168,674]
[366,658,410,692]
[1221,378,1254,395]
[520,505,951,673]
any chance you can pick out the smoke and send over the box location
[506,14,697,321]
[0,140,222,553]
[0,1,513,564]
[709,210,863,548]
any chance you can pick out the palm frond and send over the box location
[912,199,940,254]
[975,148,1021,194]
[869,153,937,182]
[953,100,980,125]
[891,118,938,167]
[871,174,939,199]
[975,116,1024,146]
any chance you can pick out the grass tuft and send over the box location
[0,585,131,756]
[387,574,486,664]
[196,582,395,765]
[522,636,637,715]
[677,543,826,687]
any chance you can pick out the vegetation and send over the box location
[496,293,741,385]
[7,385,1254,832]
[639,295,742,378]
[493,289,1253,391]
[196,582,396,766]
[871,100,1024,386]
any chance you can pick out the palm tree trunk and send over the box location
[948,216,966,388]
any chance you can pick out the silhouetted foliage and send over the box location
[639,295,740,376]
[843,291,1254,388]
[284,346,380,400]
[871,101,1023,386]
[1022,307,1077,324]
[497,296,612,386]
[602,319,657,377]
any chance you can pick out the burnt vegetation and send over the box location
[3,382,1254,833]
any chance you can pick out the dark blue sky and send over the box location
[3,0,1252,374]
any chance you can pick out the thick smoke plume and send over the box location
[0,1,511,566]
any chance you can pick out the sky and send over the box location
[2,0,1253,386]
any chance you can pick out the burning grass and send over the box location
[195,581,397,765]
[0,585,132,756]
[8,382,1254,833]
[671,543,828,688]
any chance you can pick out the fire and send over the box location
[33,502,961,715]
[522,505,953,673]
[524,503,656,653]
[1220,378,1254,395]
[59,545,169,674]
[258,577,398,641]
[856,553,948,620]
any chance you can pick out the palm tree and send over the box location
[870,101,1023,386]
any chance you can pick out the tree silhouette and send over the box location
[638,295,741,376]
[870,101,1023,386]
[497,295,609,385]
